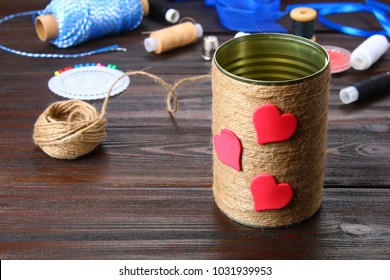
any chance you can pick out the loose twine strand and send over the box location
[33,71,210,160]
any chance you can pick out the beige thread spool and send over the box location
[144,21,203,54]
[290,7,317,41]
[212,34,330,228]
[35,0,150,41]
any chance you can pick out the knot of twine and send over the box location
[33,71,210,160]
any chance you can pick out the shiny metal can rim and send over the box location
[213,33,330,85]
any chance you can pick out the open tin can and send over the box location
[212,33,330,227]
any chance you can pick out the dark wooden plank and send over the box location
[326,125,390,187]
[1,121,390,188]
[1,58,389,188]
[0,187,389,259]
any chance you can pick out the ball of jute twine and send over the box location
[212,62,331,228]
[33,99,106,160]
[33,71,210,160]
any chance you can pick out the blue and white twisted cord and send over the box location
[0,0,143,58]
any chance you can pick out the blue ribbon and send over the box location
[213,0,287,32]
[208,0,389,37]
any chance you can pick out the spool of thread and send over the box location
[350,34,389,70]
[144,21,203,54]
[340,72,390,104]
[0,9,128,58]
[34,0,148,45]
[147,0,180,24]
[212,34,330,227]
[290,7,317,41]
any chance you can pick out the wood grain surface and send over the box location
[0,0,389,259]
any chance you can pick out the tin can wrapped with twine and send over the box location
[212,34,330,227]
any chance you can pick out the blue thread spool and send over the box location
[35,0,149,47]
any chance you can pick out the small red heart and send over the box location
[253,104,297,144]
[213,129,242,171]
[250,174,293,211]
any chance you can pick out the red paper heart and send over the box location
[253,104,297,144]
[250,174,293,211]
[213,129,242,171]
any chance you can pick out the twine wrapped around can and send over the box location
[212,34,330,228]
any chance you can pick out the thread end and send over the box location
[234,32,249,38]
[165,9,180,24]
[194,23,203,38]
[351,52,371,70]
[290,7,317,22]
[144,37,158,52]
[340,86,359,104]
[35,14,59,42]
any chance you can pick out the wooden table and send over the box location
[1,0,389,259]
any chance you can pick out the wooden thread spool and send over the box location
[290,7,317,41]
[35,0,150,42]
[144,21,203,54]
[35,14,59,41]
[212,34,330,227]
[141,0,150,16]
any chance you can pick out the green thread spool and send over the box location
[212,34,330,227]
[290,7,317,41]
